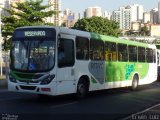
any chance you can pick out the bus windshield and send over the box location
[10,39,55,72]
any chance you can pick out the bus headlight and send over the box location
[40,74,55,85]
[9,74,17,83]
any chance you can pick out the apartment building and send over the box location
[112,4,144,30]
[47,0,61,26]
[84,6,102,18]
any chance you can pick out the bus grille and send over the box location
[20,85,36,90]
[18,80,39,84]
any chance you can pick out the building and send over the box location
[131,22,141,31]
[112,6,131,30]
[158,2,160,23]
[84,6,102,18]
[47,0,61,26]
[143,12,150,23]
[132,4,144,21]
[61,8,76,27]
[0,0,10,16]
[103,11,111,20]
[150,24,160,36]
[150,8,159,24]
[112,4,144,30]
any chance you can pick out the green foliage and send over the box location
[140,26,150,36]
[73,16,120,37]
[1,0,56,50]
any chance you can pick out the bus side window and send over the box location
[128,45,137,62]
[76,37,89,60]
[138,47,145,62]
[58,38,75,68]
[90,39,104,61]
[146,48,153,63]
[105,42,117,61]
[118,44,128,62]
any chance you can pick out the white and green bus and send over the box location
[156,44,160,80]
[8,26,157,98]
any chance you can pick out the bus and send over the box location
[156,44,160,80]
[8,26,157,98]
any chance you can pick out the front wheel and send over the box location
[131,75,139,90]
[76,80,88,99]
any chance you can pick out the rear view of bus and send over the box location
[8,26,57,95]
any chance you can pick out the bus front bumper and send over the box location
[8,81,57,96]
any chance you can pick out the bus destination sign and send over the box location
[24,31,46,37]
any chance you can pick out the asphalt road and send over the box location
[1,82,160,120]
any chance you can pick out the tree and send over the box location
[1,0,56,50]
[73,16,120,37]
[140,26,150,36]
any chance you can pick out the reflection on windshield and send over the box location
[11,39,55,72]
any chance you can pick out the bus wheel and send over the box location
[76,79,88,99]
[131,75,139,90]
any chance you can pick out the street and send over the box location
[1,81,160,120]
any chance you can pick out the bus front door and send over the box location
[56,34,76,95]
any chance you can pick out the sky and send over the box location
[60,0,160,14]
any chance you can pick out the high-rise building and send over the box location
[112,6,131,30]
[112,4,144,30]
[158,2,160,23]
[143,12,150,23]
[47,0,61,26]
[0,0,10,16]
[61,8,76,27]
[130,4,144,22]
[84,6,102,18]
[150,8,159,24]
[103,11,111,20]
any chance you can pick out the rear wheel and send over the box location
[76,79,88,99]
[131,75,139,90]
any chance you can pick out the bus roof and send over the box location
[14,26,156,49]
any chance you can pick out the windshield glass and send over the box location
[10,39,55,72]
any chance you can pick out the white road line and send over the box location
[50,101,78,109]
[122,103,160,120]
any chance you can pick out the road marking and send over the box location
[122,103,160,120]
[50,101,78,109]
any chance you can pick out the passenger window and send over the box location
[128,46,137,62]
[153,50,156,63]
[105,42,117,61]
[58,38,74,67]
[90,39,104,61]
[138,47,145,62]
[76,37,89,60]
[146,48,153,63]
[118,44,128,62]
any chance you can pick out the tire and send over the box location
[76,79,88,99]
[131,75,139,90]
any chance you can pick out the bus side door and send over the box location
[56,34,76,95]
